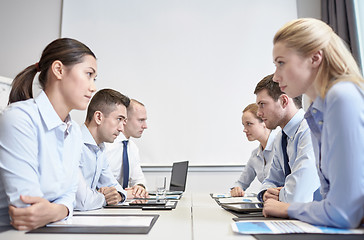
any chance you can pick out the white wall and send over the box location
[142,165,261,194]
[61,0,297,167]
[296,0,321,18]
[0,0,62,79]
[0,0,321,193]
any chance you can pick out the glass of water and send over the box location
[156,176,166,201]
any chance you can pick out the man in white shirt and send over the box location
[75,89,129,211]
[105,99,148,198]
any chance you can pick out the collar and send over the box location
[114,132,128,143]
[81,124,105,151]
[307,96,324,116]
[35,90,73,132]
[283,109,305,140]
[304,96,325,124]
[304,96,324,141]
[265,128,279,151]
[256,128,279,156]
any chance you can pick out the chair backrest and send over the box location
[0,76,12,112]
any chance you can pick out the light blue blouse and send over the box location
[0,91,81,226]
[288,81,364,228]
[233,129,278,190]
[75,125,126,211]
[259,109,320,203]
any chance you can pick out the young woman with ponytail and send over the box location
[0,38,97,230]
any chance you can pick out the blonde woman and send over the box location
[264,18,364,228]
[230,103,277,197]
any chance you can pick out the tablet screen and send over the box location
[222,203,263,212]
[129,199,167,206]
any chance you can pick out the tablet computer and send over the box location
[221,203,263,213]
[129,199,167,207]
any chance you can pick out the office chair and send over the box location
[0,76,12,112]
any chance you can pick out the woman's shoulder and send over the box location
[1,99,38,121]
[326,80,364,105]
[324,80,364,119]
[0,99,41,129]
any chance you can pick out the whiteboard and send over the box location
[62,0,297,166]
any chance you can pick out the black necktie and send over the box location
[122,140,129,189]
[281,130,291,177]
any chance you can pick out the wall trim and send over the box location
[141,165,244,172]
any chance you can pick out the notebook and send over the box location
[28,214,159,234]
[150,161,189,195]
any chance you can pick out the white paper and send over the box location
[47,216,154,227]
[232,220,364,234]
[212,193,231,198]
[212,192,256,198]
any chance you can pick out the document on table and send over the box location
[135,195,182,200]
[212,193,257,198]
[212,193,231,198]
[218,196,261,204]
[47,215,154,227]
[232,220,364,234]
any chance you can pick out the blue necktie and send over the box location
[122,140,129,189]
[281,130,291,177]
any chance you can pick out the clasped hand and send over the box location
[9,195,68,230]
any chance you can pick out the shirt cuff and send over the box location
[136,183,146,189]
[118,191,127,203]
[257,190,267,202]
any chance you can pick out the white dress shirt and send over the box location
[0,91,80,225]
[258,109,320,203]
[233,129,278,190]
[75,125,127,211]
[105,133,146,188]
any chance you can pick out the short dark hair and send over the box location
[254,74,302,109]
[85,89,130,123]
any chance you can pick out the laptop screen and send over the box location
[169,161,189,191]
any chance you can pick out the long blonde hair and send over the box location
[274,18,363,98]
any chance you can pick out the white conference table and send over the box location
[192,193,255,240]
[0,192,255,240]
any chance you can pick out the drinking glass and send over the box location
[156,176,166,201]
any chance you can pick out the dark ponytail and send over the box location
[8,64,38,104]
[8,38,96,104]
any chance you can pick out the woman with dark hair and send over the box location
[0,38,97,230]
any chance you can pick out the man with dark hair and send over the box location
[105,99,148,198]
[75,89,130,211]
[255,74,319,203]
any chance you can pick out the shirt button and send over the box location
[312,109,317,114]
[318,121,323,125]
